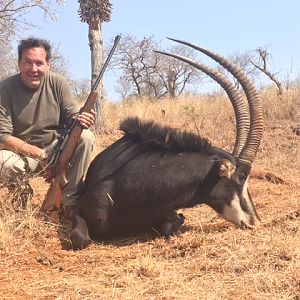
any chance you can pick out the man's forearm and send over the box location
[2,136,44,159]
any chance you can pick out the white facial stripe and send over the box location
[220,194,249,227]
[219,177,259,228]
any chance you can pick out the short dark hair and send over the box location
[18,37,52,62]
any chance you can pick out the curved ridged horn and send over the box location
[154,50,250,157]
[167,38,264,168]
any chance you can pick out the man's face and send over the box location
[18,47,50,89]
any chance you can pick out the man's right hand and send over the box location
[38,138,61,182]
[2,136,45,159]
[38,152,56,183]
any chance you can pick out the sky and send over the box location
[24,0,300,101]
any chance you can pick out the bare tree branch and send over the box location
[112,35,201,99]
[251,47,283,96]
[0,0,65,80]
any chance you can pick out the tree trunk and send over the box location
[88,19,105,132]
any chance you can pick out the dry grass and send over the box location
[0,87,299,299]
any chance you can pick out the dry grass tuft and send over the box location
[0,86,299,299]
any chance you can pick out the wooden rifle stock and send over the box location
[41,34,121,212]
[42,91,98,211]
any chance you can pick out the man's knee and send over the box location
[78,130,95,150]
[0,150,26,178]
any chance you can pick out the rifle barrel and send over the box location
[92,35,121,91]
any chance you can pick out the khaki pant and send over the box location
[0,130,95,207]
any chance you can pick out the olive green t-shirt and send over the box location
[0,71,79,148]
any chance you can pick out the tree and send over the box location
[220,50,259,89]
[71,78,90,102]
[0,36,16,81]
[250,47,283,97]
[156,44,201,98]
[0,0,64,36]
[0,1,15,56]
[0,0,65,80]
[113,35,201,99]
[112,35,161,98]
[50,44,71,80]
[78,0,112,132]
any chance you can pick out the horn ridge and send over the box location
[167,38,264,166]
[154,50,250,156]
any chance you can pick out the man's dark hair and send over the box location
[18,37,52,62]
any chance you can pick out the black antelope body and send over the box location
[71,38,264,250]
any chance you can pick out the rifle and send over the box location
[41,35,121,212]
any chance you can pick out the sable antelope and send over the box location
[70,38,264,250]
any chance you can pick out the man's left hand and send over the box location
[77,109,96,129]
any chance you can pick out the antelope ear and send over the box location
[219,160,236,179]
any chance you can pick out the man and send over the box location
[0,37,95,218]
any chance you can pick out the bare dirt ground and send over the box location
[0,98,299,299]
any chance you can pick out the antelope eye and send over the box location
[238,173,247,183]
